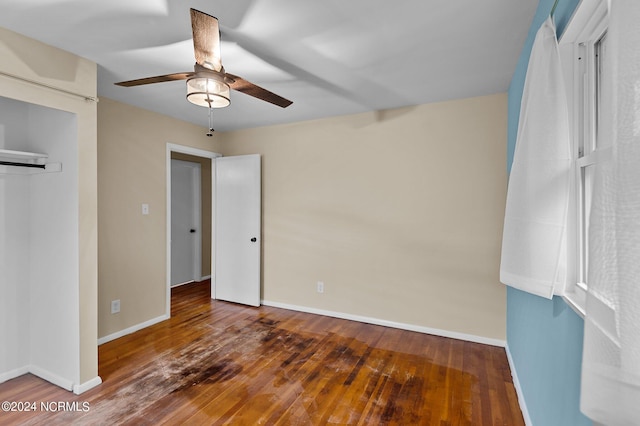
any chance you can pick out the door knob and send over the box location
[190,229,196,233]
[250,237,257,242]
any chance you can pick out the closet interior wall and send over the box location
[0,95,80,389]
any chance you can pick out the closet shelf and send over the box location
[0,149,61,174]
[0,148,48,163]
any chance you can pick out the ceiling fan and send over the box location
[115,8,293,113]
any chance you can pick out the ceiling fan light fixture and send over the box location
[186,74,230,108]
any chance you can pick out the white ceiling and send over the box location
[0,0,537,132]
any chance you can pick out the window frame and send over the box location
[558,0,609,317]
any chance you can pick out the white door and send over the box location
[215,154,261,306]
[171,159,201,286]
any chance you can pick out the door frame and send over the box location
[166,143,220,318]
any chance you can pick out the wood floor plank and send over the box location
[0,280,524,425]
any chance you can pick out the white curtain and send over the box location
[581,0,640,423]
[500,16,572,299]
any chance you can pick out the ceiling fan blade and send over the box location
[227,73,292,108]
[115,72,193,87]
[191,8,223,72]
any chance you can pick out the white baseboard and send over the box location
[73,376,102,395]
[98,314,169,345]
[0,365,29,384]
[261,300,506,347]
[505,344,532,426]
[170,276,211,288]
[29,365,74,392]
[1,366,101,395]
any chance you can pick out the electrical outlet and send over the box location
[317,281,324,294]
[111,299,121,314]
[142,203,149,215]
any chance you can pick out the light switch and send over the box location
[142,203,149,215]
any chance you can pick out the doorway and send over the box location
[166,144,262,317]
[166,144,219,316]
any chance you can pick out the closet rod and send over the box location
[0,70,98,103]
[0,160,46,169]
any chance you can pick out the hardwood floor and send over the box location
[0,281,523,425]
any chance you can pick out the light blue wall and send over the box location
[506,1,592,425]
[507,288,590,425]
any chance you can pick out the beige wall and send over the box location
[170,152,212,277]
[97,97,222,338]
[98,93,507,342]
[220,94,508,340]
[0,27,98,384]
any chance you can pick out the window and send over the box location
[559,0,609,315]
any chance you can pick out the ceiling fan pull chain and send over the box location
[207,107,214,137]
